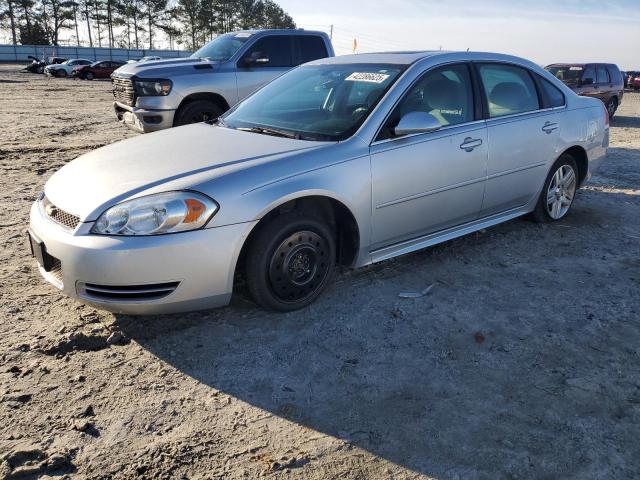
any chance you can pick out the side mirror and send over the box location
[393,111,442,137]
[581,77,594,86]
[243,52,270,67]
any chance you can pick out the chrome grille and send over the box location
[42,196,80,230]
[112,77,136,106]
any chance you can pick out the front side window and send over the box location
[191,32,250,62]
[223,63,405,141]
[240,36,293,68]
[377,63,474,140]
[596,65,609,84]
[478,63,539,118]
[582,65,596,84]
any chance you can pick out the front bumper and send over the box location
[29,201,257,314]
[114,101,176,133]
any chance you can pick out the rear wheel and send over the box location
[606,97,618,118]
[174,100,223,127]
[532,154,578,222]
[245,212,336,311]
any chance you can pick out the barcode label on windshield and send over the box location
[345,72,390,83]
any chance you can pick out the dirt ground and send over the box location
[0,63,639,480]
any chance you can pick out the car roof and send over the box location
[308,51,542,67]
[232,29,329,37]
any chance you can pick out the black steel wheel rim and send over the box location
[268,230,330,303]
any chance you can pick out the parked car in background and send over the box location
[45,59,93,78]
[627,71,640,90]
[546,63,624,118]
[111,29,334,132]
[126,56,162,64]
[23,56,67,74]
[73,60,126,80]
[30,51,608,314]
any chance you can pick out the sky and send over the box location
[278,0,640,70]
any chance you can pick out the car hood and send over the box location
[112,57,218,79]
[45,124,328,221]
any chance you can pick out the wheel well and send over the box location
[174,93,230,125]
[563,146,588,186]
[235,196,360,283]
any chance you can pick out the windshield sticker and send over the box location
[235,32,252,38]
[345,72,390,83]
[569,67,583,71]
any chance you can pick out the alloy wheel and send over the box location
[546,164,576,219]
[268,230,330,303]
[607,99,616,117]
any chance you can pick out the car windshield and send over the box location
[191,32,250,62]
[546,66,583,83]
[222,63,406,141]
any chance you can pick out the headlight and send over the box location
[91,191,218,236]
[134,79,172,96]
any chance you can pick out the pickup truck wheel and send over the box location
[532,154,578,223]
[245,212,336,312]
[85,71,94,80]
[174,100,223,127]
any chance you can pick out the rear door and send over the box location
[235,35,295,101]
[576,64,598,98]
[594,64,611,103]
[477,62,561,216]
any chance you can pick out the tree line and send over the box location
[0,0,295,50]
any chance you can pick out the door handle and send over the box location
[459,137,483,152]
[542,121,559,134]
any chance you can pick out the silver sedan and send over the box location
[28,51,609,314]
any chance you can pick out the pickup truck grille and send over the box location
[112,77,135,106]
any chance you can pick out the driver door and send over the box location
[236,36,295,102]
[369,63,487,249]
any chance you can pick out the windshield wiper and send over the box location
[237,126,301,140]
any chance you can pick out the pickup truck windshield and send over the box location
[191,33,250,62]
[222,63,405,141]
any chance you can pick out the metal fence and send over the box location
[0,44,192,62]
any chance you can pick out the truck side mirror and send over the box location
[244,51,270,67]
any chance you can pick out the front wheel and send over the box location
[532,154,578,223]
[85,71,94,80]
[56,69,67,78]
[174,100,223,127]
[245,212,336,312]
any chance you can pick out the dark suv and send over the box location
[545,63,624,118]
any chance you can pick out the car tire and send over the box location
[85,72,94,80]
[56,69,67,78]
[174,100,223,127]
[532,154,579,223]
[245,212,336,312]
[606,97,617,118]
[37,66,44,74]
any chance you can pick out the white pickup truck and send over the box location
[111,29,335,133]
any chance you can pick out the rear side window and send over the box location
[537,76,565,108]
[295,36,328,65]
[242,36,294,68]
[596,65,609,84]
[478,63,539,117]
[606,65,622,85]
